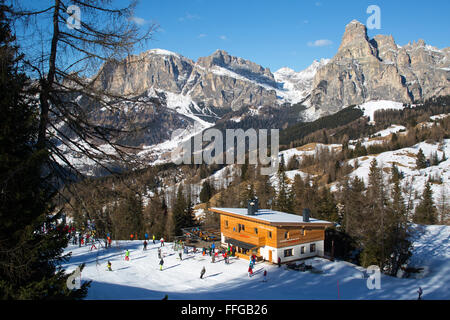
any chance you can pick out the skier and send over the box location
[248,266,253,277]
[278,257,281,268]
[125,249,130,261]
[200,266,206,279]
[160,237,165,247]
[108,237,112,248]
[153,234,155,244]
[107,261,112,271]
[159,257,164,271]
[179,251,182,261]
[263,269,267,282]
[90,242,97,251]
[211,254,215,263]
[143,240,148,251]
[417,287,423,300]
[158,248,162,259]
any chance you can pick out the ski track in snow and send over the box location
[62,224,450,300]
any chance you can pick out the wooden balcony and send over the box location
[221,228,265,247]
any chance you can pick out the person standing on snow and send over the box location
[160,237,165,247]
[107,261,112,271]
[417,287,423,300]
[158,247,162,259]
[200,266,206,279]
[125,249,130,261]
[263,269,267,282]
[159,258,164,271]
[153,234,155,244]
[248,266,253,277]
[143,240,148,251]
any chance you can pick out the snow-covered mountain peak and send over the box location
[273,59,331,105]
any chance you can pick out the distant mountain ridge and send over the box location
[94,20,449,120]
[57,21,449,175]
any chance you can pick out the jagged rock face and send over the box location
[182,50,278,110]
[310,20,450,113]
[95,49,278,111]
[94,49,194,96]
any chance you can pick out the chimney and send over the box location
[247,198,259,215]
[302,208,311,222]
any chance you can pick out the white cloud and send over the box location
[179,13,200,22]
[129,16,148,26]
[307,39,333,47]
[219,35,227,40]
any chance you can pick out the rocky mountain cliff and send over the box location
[94,49,282,111]
[308,20,450,115]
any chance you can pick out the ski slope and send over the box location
[62,224,450,300]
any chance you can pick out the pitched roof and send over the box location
[210,207,333,226]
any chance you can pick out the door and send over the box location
[268,250,272,263]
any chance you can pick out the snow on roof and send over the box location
[211,207,332,225]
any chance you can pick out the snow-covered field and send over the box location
[62,224,450,300]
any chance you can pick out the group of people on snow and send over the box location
[99,237,270,283]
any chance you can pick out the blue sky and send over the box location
[130,0,450,72]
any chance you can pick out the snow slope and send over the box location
[62,224,450,300]
[344,139,450,209]
[357,100,406,124]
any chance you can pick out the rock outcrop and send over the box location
[309,20,450,113]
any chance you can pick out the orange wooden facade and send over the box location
[210,208,332,260]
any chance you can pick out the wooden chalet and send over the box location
[209,199,334,263]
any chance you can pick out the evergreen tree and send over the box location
[385,172,411,276]
[292,174,305,215]
[360,159,388,268]
[172,185,187,236]
[111,188,144,239]
[340,176,366,236]
[199,180,215,203]
[316,187,339,222]
[172,184,196,236]
[413,182,438,224]
[278,154,286,173]
[275,171,293,212]
[144,191,168,239]
[0,6,89,299]
[416,148,427,169]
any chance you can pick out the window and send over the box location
[225,220,228,228]
[310,243,316,253]
[254,227,258,234]
[238,224,245,232]
[300,229,305,236]
[301,246,305,254]
[268,231,272,238]
[284,249,293,257]
[284,231,289,239]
